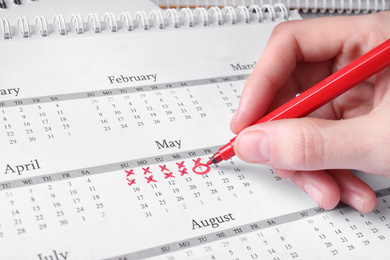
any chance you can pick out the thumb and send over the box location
[234,116,387,175]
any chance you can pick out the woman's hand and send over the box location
[231,12,390,213]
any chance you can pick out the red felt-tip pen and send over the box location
[207,38,390,165]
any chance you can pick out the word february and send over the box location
[108,74,157,84]
[0,88,20,97]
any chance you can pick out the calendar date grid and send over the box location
[0,146,221,191]
[1,74,247,145]
[0,74,250,109]
[106,187,390,260]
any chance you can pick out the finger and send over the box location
[234,114,390,176]
[262,60,335,119]
[273,168,296,179]
[289,170,340,210]
[328,170,376,213]
[300,80,375,121]
[230,17,353,134]
[230,13,389,134]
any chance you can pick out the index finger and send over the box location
[229,14,376,134]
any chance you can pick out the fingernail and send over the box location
[343,191,365,212]
[236,131,270,162]
[304,184,323,207]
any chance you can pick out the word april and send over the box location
[4,159,41,175]
[155,139,181,149]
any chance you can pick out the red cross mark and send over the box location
[192,158,211,175]
[145,175,157,183]
[125,169,135,177]
[192,158,202,165]
[159,164,170,172]
[164,172,175,179]
[176,161,185,169]
[179,168,188,176]
[126,178,136,186]
[142,167,152,175]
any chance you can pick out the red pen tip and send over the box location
[207,154,223,165]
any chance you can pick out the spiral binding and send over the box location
[156,0,389,14]
[0,4,289,40]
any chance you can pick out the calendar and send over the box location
[0,8,389,260]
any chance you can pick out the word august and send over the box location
[192,213,235,230]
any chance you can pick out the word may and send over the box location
[192,213,235,229]
[155,139,181,149]
[230,61,256,71]
[4,159,41,175]
[0,88,20,97]
[108,74,157,84]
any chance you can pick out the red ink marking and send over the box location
[125,169,135,177]
[126,178,136,186]
[192,158,211,175]
[193,158,201,164]
[142,167,152,175]
[164,172,175,179]
[176,161,186,169]
[145,175,157,183]
[179,168,188,176]
[159,164,170,172]
[206,157,213,166]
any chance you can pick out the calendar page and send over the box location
[1,18,390,260]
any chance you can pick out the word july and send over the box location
[37,250,68,260]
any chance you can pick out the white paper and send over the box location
[0,9,389,260]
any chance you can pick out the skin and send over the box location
[231,11,390,213]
